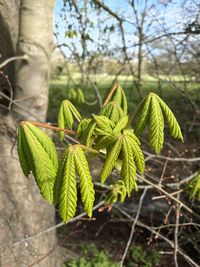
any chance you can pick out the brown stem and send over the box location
[20,121,76,135]
[103,83,119,107]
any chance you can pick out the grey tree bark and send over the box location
[0,1,60,266]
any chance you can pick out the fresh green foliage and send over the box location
[54,145,94,222]
[57,146,77,222]
[108,84,128,114]
[17,84,183,222]
[74,146,95,217]
[148,95,164,154]
[126,245,161,267]
[58,99,81,140]
[121,135,138,196]
[100,136,123,183]
[134,92,183,154]
[100,101,125,123]
[105,180,126,205]
[65,244,118,267]
[17,122,58,203]
[186,171,200,199]
[68,88,85,105]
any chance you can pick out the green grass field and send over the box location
[48,73,200,126]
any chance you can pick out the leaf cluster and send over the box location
[68,88,85,105]
[134,92,183,154]
[17,84,185,222]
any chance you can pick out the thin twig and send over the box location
[114,206,199,267]
[1,201,104,250]
[143,151,200,162]
[20,120,76,135]
[174,193,181,267]
[103,83,119,106]
[138,174,200,219]
[0,55,28,69]
[120,188,148,267]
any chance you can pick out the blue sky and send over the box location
[53,0,197,57]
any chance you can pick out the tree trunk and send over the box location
[0,1,60,266]
[14,0,55,121]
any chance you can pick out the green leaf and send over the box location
[155,94,183,141]
[85,121,96,147]
[74,146,95,217]
[148,95,164,154]
[17,126,32,177]
[113,115,128,134]
[186,172,200,199]
[101,101,124,124]
[112,86,122,106]
[123,129,141,145]
[25,123,58,169]
[100,137,123,183]
[58,100,81,141]
[134,95,151,136]
[121,88,128,114]
[105,84,127,114]
[112,85,128,114]
[126,135,145,173]
[22,123,58,203]
[77,119,91,140]
[77,89,85,104]
[121,137,137,196]
[59,146,77,222]
[67,100,81,121]
[93,115,114,133]
[53,149,69,204]
[110,102,124,123]
[105,180,126,205]
[58,102,73,141]
[94,134,118,150]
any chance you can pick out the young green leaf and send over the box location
[126,135,145,173]
[74,146,95,218]
[17,126,32,177]
[58,100,81,141]
[22,122,58,203]
[186,172,200,199]
[77,88,85,104]
[77,119,92,140]
[67,100,82,121]
[100,137,123,183]
[110,102,124,123]
[123,129,141,145]
[121,88,128,114]
[58,101,73,140]
[101,101,124,124]
[53,149,69,204]
[112,86,122,106]
[85,121,96,147]
[134,95,151,136]
[113,115,128,134]
[58,146,77,222]
[148,95,164,154]
[121,137,137,196]
[155,94,183,141]
[93,115,114,133]
[94,134,118,150]
[25,123,58,169]
[109,84,128,114]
